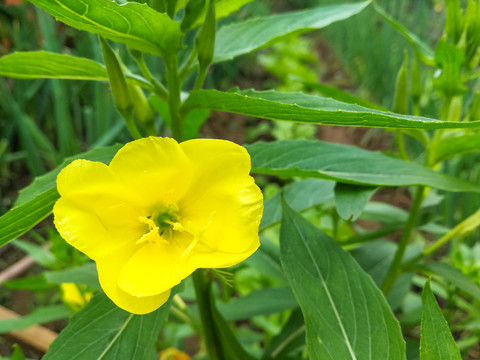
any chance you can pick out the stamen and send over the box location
[137,211,216,254]
[137,216,167,245]
[139,216,156,230]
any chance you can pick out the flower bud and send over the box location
[129,84,156,135]
[196,0,215,68]
[99,36,132,114]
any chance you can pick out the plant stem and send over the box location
[193,64,208,91]
[381,186,426,295]
[131,51,168,100]
[192,269,224,360]
[423,207,480,258]
[395,131,409,161]
[121,109,142,140]
[165,53,184,141]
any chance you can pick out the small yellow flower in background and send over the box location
[53,137,263,314]
[60,283,93,311]
[159,348,191,360]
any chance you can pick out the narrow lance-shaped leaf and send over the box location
[373,3,434,65]
[45,263,100,289]
[214,1,370,63]
[189,0,254,29]
[29,0,183,56]
[0,187,59,248]
[280,201,405,359]
[420,279,462,360]
[183,89,480,130]
[246,139,480,193]
[0,51,107,80]
[0,306,70,334]
[44,292,173,360]
[263,309,305,360]
[217,287,298,321]
[0,51,153,90]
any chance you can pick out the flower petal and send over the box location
[96,245,171,315]
[118,236,197,297]
[54,160,147,260]
[109,137,193,208]
[178,139,263,260]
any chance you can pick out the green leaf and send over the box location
[244,239,285,284]
[421,262,480,302]
[191,0,254,29]
[420,279,461,360]
[0,51,152,89]
[29,0,183,56]
[10,344,26,360]
[0,51,107,80]
[183,89,480,130]
[433,41,466,98]
[260,179,335,230]
[13,239,57,268]
[3,275,54,291]
[351,240,418,311]
[0,145,121,249]
[214,1,370,63]
[217,287,298,321]
[334,183,377,221]
[211,299,256,360]
[304,81,388,111]
[5,263,100,290]
[0,305,70,333]
[45,263,100,289]
[246,139,480,193]
[280,201,405,359]
[44,292,172,360]
[373,3,434,65]
[263,309,305,360]
[0,187,59,248]
[434,132,480,162]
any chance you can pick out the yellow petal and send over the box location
[109,137,193,208]
[54,160,147,260]
[118,237,197,297]
[96,245,171,315]
[178,139,263,262]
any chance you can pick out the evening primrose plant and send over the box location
[1,0,480,359]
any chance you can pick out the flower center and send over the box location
[137,205,216,259]
[152,205,179,236]
[137,204,180,245]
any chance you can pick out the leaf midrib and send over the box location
[45,0,158,52]
[291,219,357,360]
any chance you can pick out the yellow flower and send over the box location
[60,283,93,311]
[159,348,191,360]
[53,137,263,314]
